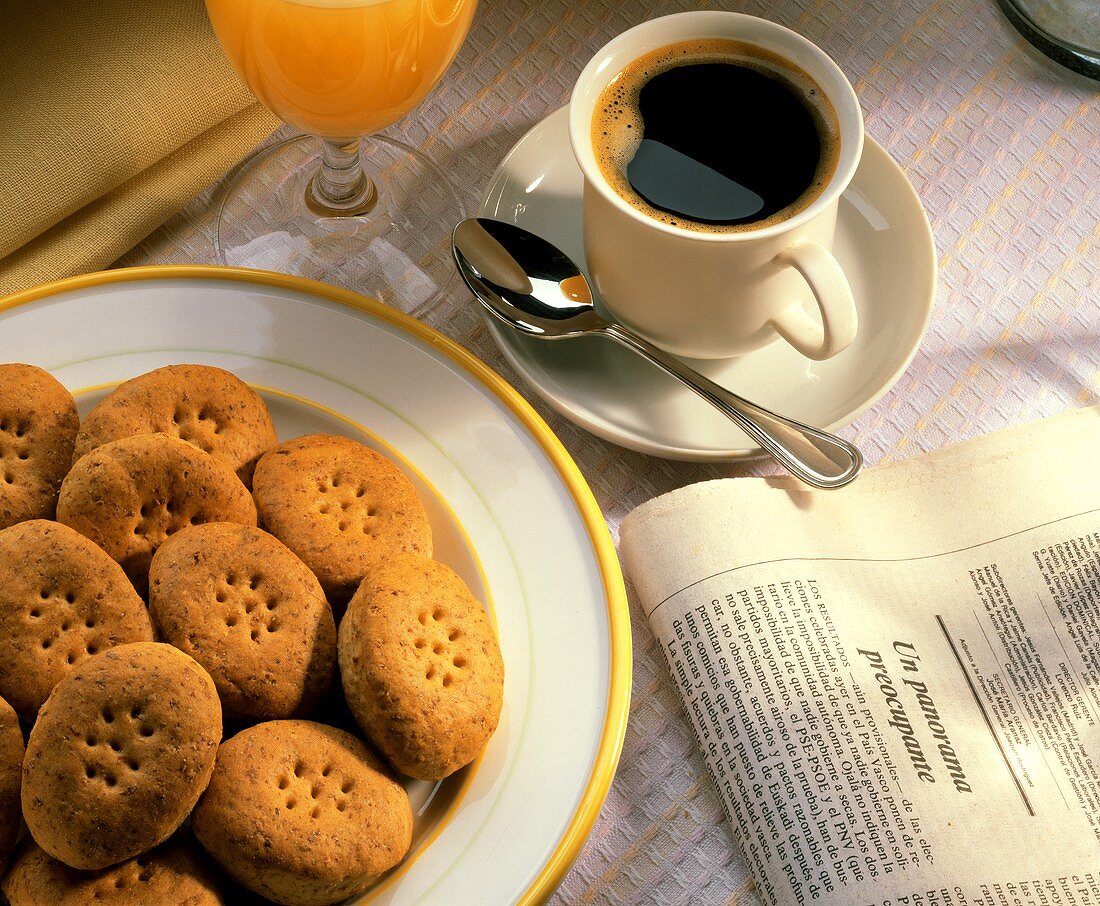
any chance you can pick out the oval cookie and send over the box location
[73,364,277,487]
[0,363,79,530]
[1,835,226,905]
[149,523,336,720]
[252,435,432,605]
[192,720,412,906]
[338,553,504,780]
[0,520,153,718]
[56,433,257,595]
[22,642,222,870]
[0,694,23,876]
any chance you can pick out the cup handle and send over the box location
[768,241,858,361]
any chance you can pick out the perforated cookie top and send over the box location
[56,434,257,596]
[0,364,79,530]
[22,642,222,871]
[338,552,504,781]
[192,720,411,905]
[149,523,336,720]
[1,835,226,906]
[73,365,277,488]
[252,435,432,605]
[0,520,154,718]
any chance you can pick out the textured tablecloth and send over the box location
[117,0,1099,902]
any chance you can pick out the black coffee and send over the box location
[592,39,839,233]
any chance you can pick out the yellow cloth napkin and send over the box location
[0,0,279,296]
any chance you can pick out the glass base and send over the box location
[214,134,466,316]
[996,0,1100,78]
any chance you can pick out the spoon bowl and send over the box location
[452,218,607,337]
[452,217,862,489]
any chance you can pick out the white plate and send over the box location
[479,106,937,460]
[0,266,631,905]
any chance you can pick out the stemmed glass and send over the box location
[205,0,478,313]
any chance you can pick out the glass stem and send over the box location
[307,137,377,217]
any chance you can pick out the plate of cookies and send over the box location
[0,266,630,906]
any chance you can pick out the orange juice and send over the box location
[206,0,476,138]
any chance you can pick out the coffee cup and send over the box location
[568,12,863,360]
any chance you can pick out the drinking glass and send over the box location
[995,0,1099,78]
[205,0,478,313]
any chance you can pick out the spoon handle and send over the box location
[601,323,863,489]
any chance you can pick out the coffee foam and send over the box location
[591,38,841,234]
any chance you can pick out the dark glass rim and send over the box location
[996,0,1100,79]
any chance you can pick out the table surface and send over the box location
[119,0,1099,902]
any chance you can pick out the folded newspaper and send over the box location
[620,407,1100,906]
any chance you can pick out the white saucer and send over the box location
[478,106,936,461]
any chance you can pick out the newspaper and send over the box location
[620,407,1100,906]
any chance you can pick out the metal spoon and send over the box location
[452,217,862,489]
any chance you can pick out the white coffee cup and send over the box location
[568,12,863,361]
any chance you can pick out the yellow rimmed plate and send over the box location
[0,266,631,905]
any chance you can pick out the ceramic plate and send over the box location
[479,106,937,460]
[0,266,631,905]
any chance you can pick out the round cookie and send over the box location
[0,694,23,876]
[338,552,504,780]
[1,835,225,906]
[252,434,432,605]
[0,363,79,530]
[192,720,412,906]
[22,642,222,870]
[0,520,154,718]
[73,364,277,488]
[56,433,257,595]
[149,523,336,719]
[1,835,226,905]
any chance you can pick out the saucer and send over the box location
[478,106,936,461]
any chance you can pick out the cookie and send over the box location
[0,363,79,530]
[149,523,336,720]
[0,694,23,876]
[192,720,412,906]
[252,434,431,605]
[338,553,504,780]
[0,520,154,718]
[22,642,222,870]
[73,365,277,487]
[1,835,226,905]
[56,433,257,595]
